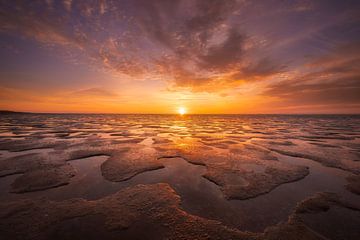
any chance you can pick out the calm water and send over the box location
[0,114,359,232]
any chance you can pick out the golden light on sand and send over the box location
[178,107,187,115]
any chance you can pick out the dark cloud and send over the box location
[186,0,236,46]
[231,58,286,81]
[199,29,244,71]
[264,43,360,107]
[0,1,88,48]
[266,77,360,105]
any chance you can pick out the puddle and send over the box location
[301,206,360,240]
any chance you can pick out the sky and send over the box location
[0,0,359,114]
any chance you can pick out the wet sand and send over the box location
[0,114,359,239]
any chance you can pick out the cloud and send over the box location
[63,0,73,12]
[231,58,286,81]
[0,0,285,92]
[0,0,356,100]
[0,1,86,49]
[70,88,118,98]
[187,0,235,30]
[263,43,360,108]
[199,29,244,71]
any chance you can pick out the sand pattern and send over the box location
[0,114,359,239]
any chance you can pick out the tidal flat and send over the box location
[0,114,359,240]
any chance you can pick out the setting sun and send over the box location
[178,107,187,115]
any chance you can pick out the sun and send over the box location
[178,107,187,115]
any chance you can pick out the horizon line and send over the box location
[1,110,360,115]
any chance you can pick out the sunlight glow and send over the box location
[178,107,187,115]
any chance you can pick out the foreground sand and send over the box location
[0,114,359,239]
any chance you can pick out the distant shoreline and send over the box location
[0,110,31,114]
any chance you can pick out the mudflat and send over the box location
[0,114,359,239]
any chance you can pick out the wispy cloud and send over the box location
[263,43,360,109]
[70,87,118,98]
